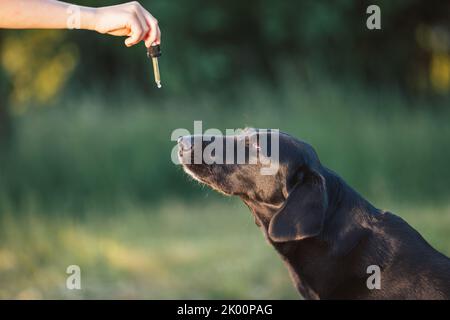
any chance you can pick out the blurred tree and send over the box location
[64,0,449,96]
[0,0,449,117]
[1,30,78,114]
[0,32,12,145]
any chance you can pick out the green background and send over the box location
[0,0,449,299]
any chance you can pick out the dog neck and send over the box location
[244,169,377,299]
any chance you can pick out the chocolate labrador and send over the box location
[177,129,450,299]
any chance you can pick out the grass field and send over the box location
[0,79,449,299]
[0,200,449,299]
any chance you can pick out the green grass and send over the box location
[0,200,449,299]
[0,200,297,299]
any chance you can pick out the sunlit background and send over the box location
[0,0,449,299]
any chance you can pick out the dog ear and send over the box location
[268,169,327,242]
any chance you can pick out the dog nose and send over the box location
[178,136,193,152]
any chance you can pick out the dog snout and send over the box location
[178,136,193,152]
[178,135,217,152]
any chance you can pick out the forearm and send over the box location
[0,1,161,47]
[0,0,96,30]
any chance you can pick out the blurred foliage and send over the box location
[0,80,449,212]
[1,0,449,114]
[1,31,77,113]
[0,1,449,299]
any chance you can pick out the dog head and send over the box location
[178,129,329,243]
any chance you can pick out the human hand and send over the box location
[92,1,161,48]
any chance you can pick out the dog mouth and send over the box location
[181,162,213,186]
[178,141,234,196]
[177,141,213,185]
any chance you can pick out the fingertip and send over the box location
[156,28,161,45]
[143,33,152,47]
[147,33,157,48]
